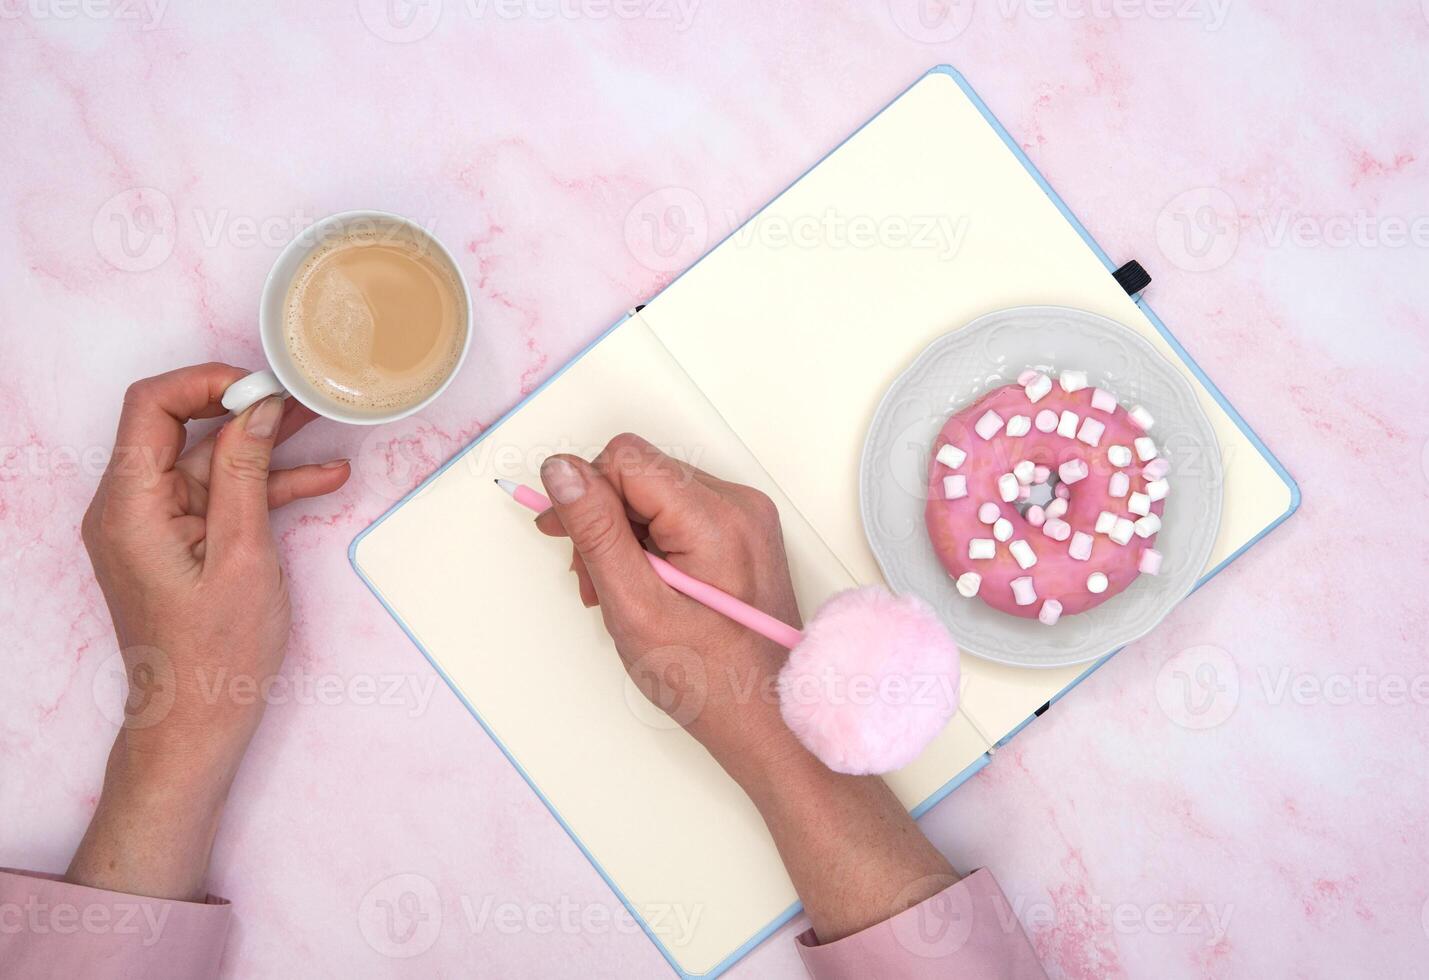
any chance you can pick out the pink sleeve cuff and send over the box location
[795,868,1047,979]
[0,868,231,980]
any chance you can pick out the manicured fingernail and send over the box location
[246,396,284,439]
[541,457,585,504]
[320,457,350,469]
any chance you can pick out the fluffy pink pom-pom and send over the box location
[777,586,960,775]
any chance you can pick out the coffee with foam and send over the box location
[283,226,466,415]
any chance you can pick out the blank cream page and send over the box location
[637,70,1292,750]
[352,314,990,976]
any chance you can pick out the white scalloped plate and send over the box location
[859,306,1223,668]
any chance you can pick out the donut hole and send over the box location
[1016,473,1059,516]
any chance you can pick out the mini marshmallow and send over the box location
[1069,531,1093,561]
[1128,492,1151,516]
[1134,513,1162,538]
[1129,405,1155,431]
[1059,370,1088,393]
[1090,388,1117,413]
[1011,576,1037,606]
[975,410,1004,440]
[1143,458,1171,480]
[1134,437,1158,462]
[1009,539,1038,569]
[1045,497,1068,519]
[1138,549,1163,575]
[997,473,1019,502]
[1095,511,1117,534]
[1024,373,1053,403]
[1026,505,1046,527]
[935,444,967,469]
[1076,417,1106,447]
[1043,518,1071,541]
[1017,484,1031,502]
[1056,410,1079,438]
[1109,472,1130,498]
[993,517,1013,542]
[1055,483,1071,500]
[1146,478,1170,502]
[1033,464,1052,484]
[943,475,968,500]
[1058,459,1089,484]
[1034,409,1059,432]
[1013,459,1036,484]
[977,502,1001,524]
[1110,517,1135,545]
[968,538,996,560]
[1107,444,1132,467]
[1086,572,1109,594]
[1016,369,1039,386]
[956,571,983,597]
[1006,415,1032,438]
[1038,598,1063,626]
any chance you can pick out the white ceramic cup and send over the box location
[221,210,472,425]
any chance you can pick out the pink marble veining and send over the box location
[2,4,1427,978]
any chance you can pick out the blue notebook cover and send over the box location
[350,65,1299,978]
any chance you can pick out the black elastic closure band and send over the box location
[1113,260,1151,297]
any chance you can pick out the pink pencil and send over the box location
[495,479,804,650]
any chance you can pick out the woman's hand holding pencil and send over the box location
[520,433,806,785]
[513,433,958,946]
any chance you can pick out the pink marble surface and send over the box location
[2,3,1427,977]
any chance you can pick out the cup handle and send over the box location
[221,370,288,414]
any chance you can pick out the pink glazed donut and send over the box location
[925,370,1169,626]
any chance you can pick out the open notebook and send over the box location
[351,66,1298,978]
